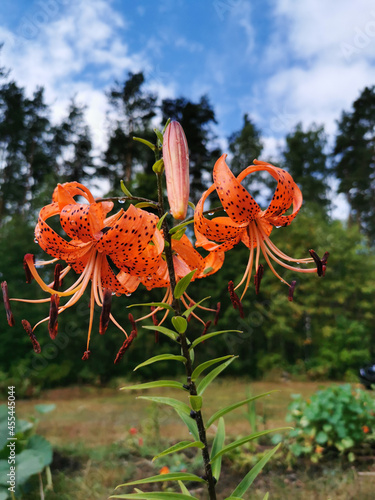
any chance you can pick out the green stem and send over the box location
[155,165,217,499]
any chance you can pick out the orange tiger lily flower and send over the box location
[5,182,164,357]
[194,154,327,301]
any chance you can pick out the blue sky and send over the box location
[1,0,375,165]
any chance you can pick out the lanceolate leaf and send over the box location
[156,212,169,230]
[176,410,200,441]
[211,417,225,481]
[143,325,179,341]
[120,179,133,196]
[191,355,235,381]
[231,444,281,498]
[189,330,241,349]
[197,357,237,396]
[178,481,193,496]
[169,220,194,235]
[182,297,211,318]
[134,354,186,371]
[135,202,158,209]
[153,441,204,461]
[111,492,199,499]
[128,302,174,312]
[121,381,185,391]
[206,391,277,429]
[174,270,197,299]
[115,472,205,488]
[210,428,291,462]
[137,396,191,415]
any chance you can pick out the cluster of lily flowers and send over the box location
[1,121,328,362]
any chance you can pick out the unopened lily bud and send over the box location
[163,121,189,220]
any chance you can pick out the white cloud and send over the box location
[0,0,171,154]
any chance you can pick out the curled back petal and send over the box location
[53,182,95,205]
[238,160,302,226]
[35,203,92,261]
[213,154,262,224]
[194,183,246,244]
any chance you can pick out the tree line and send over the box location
[1,58,375,392]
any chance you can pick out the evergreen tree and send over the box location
[103,72,157,193]
[228,113,263,175]
[282,122,330,211]
[161,95,221,203]
[334,86,375,241]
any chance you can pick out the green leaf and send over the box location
[26,435,53,468]
[162,118,171,134]
[132,136,156,152]
[182,297,211,318]
[171,227,187,240]
[231,443,281,497]
[137,396,191,415]
[15,449,45,485]
[189,330,241,349]
[211,428,291,462]
[134,354,186,371]
[169,220,194,235]
[34,404,56,414]
[176,410,200,441]
[189,396,203,411]
[197,357,237,396]
[111,493,198,500]
[174,270,197,299]
[152,158,164,174]
[128,302,174,312]
[172,316,188,334]
[135,202,158,209]
[263,493,269,500]
[154,128,164,145]
[178,480,193,496]
[121,381,185,391]
[211,417,225,481]
[206,391,277,428]
[120,179,133,196]
[116,472,205,488]
[143,325,179,342]
[157,212,169,230]
[153,440,204,461]
[188,201,196,210]
[191,355,235,381]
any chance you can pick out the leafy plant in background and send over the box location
[275,384,375,464]
[0,404,55,500]
[2,118,327,499]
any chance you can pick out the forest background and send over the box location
[1,60,375,395]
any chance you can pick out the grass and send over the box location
[17,379,375,499]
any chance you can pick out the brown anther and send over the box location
[201,320,212,339]
[309,249,323,277]
[128,313,137,335]
[151,306,159,343]
[99,289,112,335]
[214,302,221,326]
[288,280,297,302]
[114,330,137,364]
[82,350,91,361]
[228,281,244,318]
[321,251,329,277]
[48,294,60,339]
[23,254,35,283]
[254,264,264,295]
[52,264,63,291]
[1,281,15,327]
[22,319,41,353]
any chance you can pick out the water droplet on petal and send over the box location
[126,293,132,297]
[34,238,38,243]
